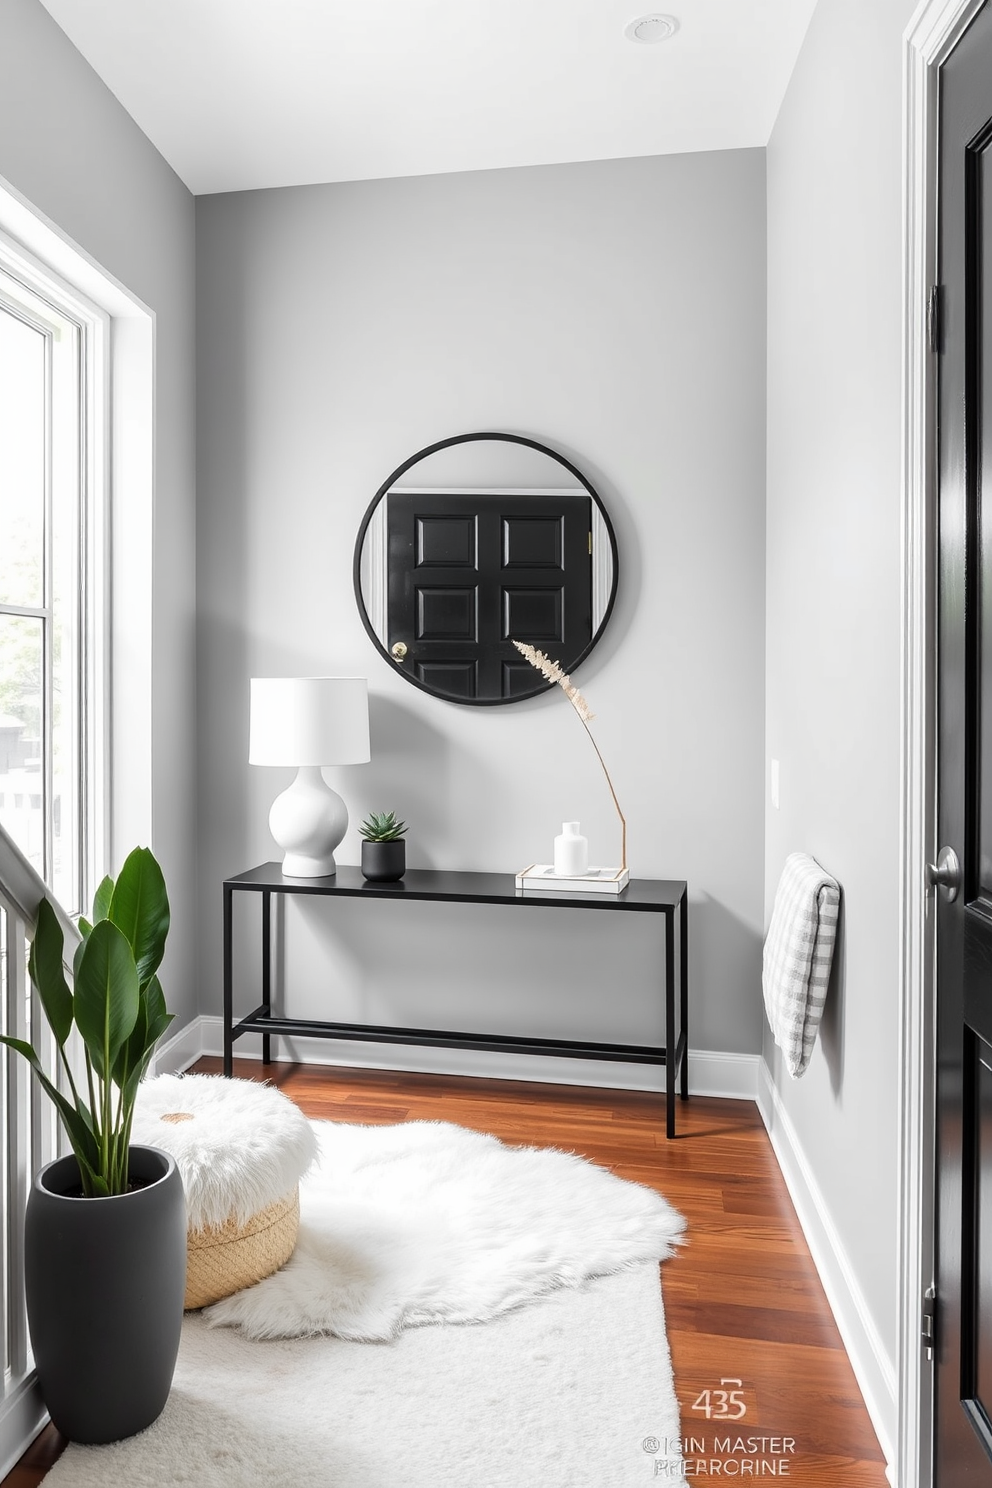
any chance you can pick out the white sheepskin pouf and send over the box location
[132,1074,318,1309]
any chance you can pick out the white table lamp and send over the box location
[249,677,370,877]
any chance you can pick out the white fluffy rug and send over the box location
[45,1265,683,1488]
[204,1118,685,1340]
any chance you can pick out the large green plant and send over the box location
[0,847,173,1197]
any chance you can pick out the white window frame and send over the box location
[0,227,110,914]
[0,174,154,1480]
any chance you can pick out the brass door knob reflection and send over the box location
[391,641,408,661]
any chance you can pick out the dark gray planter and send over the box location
[25,1144,187,1444]
[361,839,406,881]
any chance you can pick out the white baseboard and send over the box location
[756,1060,897,1472]
[0,1374,46,1484]
[162,1016,759,1098]
[688,1048,760,1099]
[148,1016,209,1076]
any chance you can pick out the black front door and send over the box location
[936,4,992,1479]
[386,491,593,701]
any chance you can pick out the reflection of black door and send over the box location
[936,6,992,1481]
[386,492,592,701]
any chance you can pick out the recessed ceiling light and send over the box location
[624,14,680,44]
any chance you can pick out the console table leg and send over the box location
[261,890,272,1066]
[665,907,676,1138]
[223,884,234,1078]
[679,890,689,1102]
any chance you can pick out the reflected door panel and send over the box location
[386,491,591,702]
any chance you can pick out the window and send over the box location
[0,249,107,916]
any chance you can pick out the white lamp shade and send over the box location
[249,677,370,766]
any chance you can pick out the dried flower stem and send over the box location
[512,641,627,871]
[575,712,627,872]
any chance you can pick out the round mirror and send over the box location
[353,432,619,706]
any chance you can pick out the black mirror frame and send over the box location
[353,430,620,707]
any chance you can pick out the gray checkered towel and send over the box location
[762,853,841,1079]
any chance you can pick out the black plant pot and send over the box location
[25,1144,187,1444]
[361,839,406,881]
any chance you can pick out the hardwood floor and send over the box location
[2,1060,889,1486]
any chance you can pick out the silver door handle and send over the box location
[927,846,962,903]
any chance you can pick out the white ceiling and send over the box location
[39,0,818,197]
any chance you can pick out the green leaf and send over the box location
[56,1103,104,1193]
[121,1032,169,1109]
[0,1033,46,1068]
[108,848,170,989]
[114,974,173,1108]
[28,898,73,1047]
[0,1035,104,1191]
[111,993,145,1092]
[149,1010,174,1046]
[112,974,150,1089]
[77,915,93,939]
[143,973,168,1029]
[359,810,407,841]
[92,875,114,924]
[73,919,139,1080]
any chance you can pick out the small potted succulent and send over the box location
[359,811,407,882]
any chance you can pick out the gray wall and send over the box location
[0,0,198,1026]
[764,0,917,1365]
[196,150,767,1080]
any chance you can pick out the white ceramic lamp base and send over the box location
[268,766,347,877]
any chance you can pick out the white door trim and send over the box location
[899,4,986,1485]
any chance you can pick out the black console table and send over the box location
[223,864,690,1137]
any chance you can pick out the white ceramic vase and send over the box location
[554,822,589,877]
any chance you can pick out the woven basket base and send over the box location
[184,1188,300,1310]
